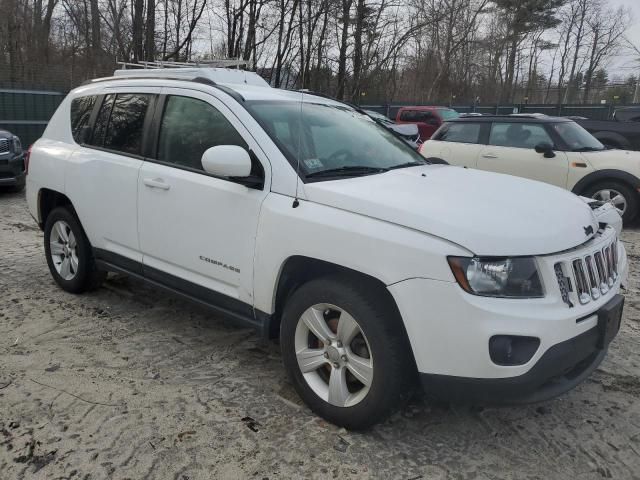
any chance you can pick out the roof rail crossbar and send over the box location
[117,59,249,70]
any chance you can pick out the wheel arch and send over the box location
[571,169,640,196]
[268,256,411,349]
[38,188,74,230]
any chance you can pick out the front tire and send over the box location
[280,275,416,429]
[584,181,638,223]
[44,207,105,293]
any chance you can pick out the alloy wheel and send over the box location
[294,303,373,407]
[592,189,627,216]
[49,220,79,281]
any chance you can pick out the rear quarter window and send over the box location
[70,96,97,143]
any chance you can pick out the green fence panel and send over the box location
[0,89,64,145]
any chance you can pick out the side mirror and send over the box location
[201,145,251,177]
[535,142,556,158]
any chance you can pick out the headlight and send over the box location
[12,136,22,154]
[448,256,543,298]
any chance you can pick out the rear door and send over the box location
[65,89,159,264]
[137,88,270,309]
[476,121,569,187]
[423,121,484,167]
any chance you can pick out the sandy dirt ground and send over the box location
[1,189,639,480]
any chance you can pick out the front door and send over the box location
[137,89,270,308]
[476,121,569,188]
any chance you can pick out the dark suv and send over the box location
[0,129,26,192]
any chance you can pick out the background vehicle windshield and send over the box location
[437,109,460,120]
[552,122,605,151]
[247,100,425,177]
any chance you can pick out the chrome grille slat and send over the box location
[0,138,10,154]
[557,231,618,307]
[584,256,600,300]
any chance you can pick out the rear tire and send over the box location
[280,274,416,429]
[44,207,105,293]
[584,180,638,224]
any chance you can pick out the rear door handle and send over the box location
[143,178,170,190]
[482,153,498,159]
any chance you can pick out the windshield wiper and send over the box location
[387,161,426,170]
[306,166,388,178]
[572,146,603,152]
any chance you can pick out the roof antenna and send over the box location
[293,0,305,209]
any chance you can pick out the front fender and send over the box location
[253,193,468,314]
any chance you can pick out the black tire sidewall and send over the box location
[44,207,97,293]
[280,275,414,429]
[584,181,638,223]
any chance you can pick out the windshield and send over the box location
[552,122,605,151]
[437,109,460,120]
[246,100,426,179]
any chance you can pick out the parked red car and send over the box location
[395,106,460,141]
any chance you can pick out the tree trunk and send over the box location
[336,0,352,99]
[145,0,156,60]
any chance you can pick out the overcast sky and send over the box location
[612,0,640,75]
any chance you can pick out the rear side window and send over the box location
[90,94,115,147]
[399,110,417,121]
[434,122,481,143]
[156,95,247,171]
[103,94,151,155]
[70,96,96,143]
[489,122,553,149]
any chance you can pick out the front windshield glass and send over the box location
[552,122,605,151]
[437,108,460,120]
[247,100,426,179]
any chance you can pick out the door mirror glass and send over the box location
[201,145,252,177]
[535,142,555,158]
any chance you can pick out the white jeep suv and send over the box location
[26,69,628,429]
[420,115,640,222]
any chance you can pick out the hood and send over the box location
[304,165,598,256]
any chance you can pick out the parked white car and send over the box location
[419,115,640,222]
[26,69,627,429]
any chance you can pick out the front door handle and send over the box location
[482,153,498,159]
[143,178,170,190]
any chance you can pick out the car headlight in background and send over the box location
[12,136,22,155]
[448,256,543,298]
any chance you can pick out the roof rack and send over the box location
[117,59,248,70]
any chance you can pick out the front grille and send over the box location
[555,233,619,306]
[0,138,9,154]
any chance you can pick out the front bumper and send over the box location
[419,295,623,404]
[388,230,627,402]
[0,153,26,186]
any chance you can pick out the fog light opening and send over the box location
[489,335,540,366]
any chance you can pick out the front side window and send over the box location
[435,122,481,143]
[246,100,426,179]
[489,122,553,149]
[70,95,96,143]
[157,95,248,171]
[551,122,604,152]
[102,94,151,155]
